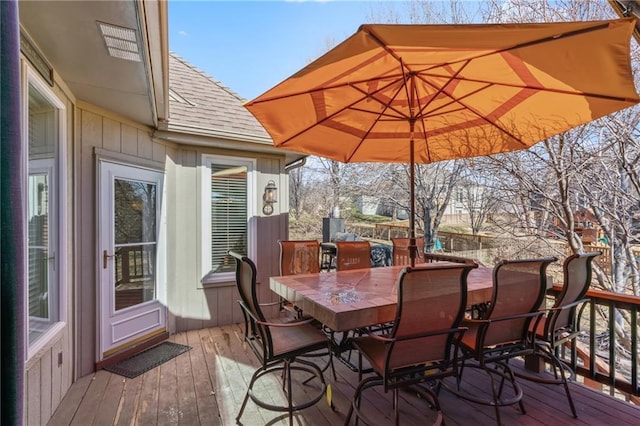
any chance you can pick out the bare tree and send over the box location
[288,166,304,220]
[458,161,501,235]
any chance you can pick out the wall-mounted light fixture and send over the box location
[262,180,278,215]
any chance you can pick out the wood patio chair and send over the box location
[336,241,371,271]
[515,251,601,418]
[229,251,332,425]
[391,237,425,265]
[345,262,478,425]
[450,257,557,425]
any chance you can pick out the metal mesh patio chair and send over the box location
[279,240,321,276]
[391,237,426,265]
[515,251,601,418]
[336,241,371,271]
[278,240,336,380]
[278,240,320,318]
[345,262,478,425]
[450,257,557,425]
[229,251,332,425]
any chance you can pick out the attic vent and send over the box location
[169,88,197,106]
[97,21,141,62]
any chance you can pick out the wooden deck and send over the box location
[49,323,640,425]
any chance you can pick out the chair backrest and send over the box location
[278,240,320,275]
[386,263,478,371]
[424,252,475,264]
[546,251,601,336]
[483,257,557,347]
[336,241,371,271]
[391,237,425,265]
[229,251,273,355]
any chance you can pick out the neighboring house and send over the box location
[10,2,301,424]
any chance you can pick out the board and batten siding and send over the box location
[74,111,290,375]
[170,147,289,333]
[74,105,177,378]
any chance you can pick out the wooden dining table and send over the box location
[269,264,494,332]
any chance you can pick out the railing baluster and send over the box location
[609,302,616,392]
[632,305,638,395]
[590,298,597,379]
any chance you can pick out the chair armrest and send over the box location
[481,310,544,324]
[255,317,316,328]
[395,326,468,342]
[238,300,315,328]
[350,330,394,343]
[259,300,283,308]
[544,298,589,313]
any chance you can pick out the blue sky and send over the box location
[168,1,388,100]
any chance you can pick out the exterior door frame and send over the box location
[97,160,167,360]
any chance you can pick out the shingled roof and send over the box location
[166,52,271,143]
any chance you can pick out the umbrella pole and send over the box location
[409,125,416,268]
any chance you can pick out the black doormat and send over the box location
[104,342,191,378]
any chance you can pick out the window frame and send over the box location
[200,154,257,286]
[22,62,68,359]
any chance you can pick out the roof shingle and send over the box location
[168,52,270,141]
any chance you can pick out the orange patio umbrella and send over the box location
[245,18,640,265]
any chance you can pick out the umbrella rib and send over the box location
[408,66,532,148]
[344,76,410,162]
[251,21,619,107]
[419,72,638,103]
[278,75,410,149]
[392,21,613,76]
[246,73,407,105]
[364,21,633,105]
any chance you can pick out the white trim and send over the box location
[200,154,257,285]
[22,63,68,362]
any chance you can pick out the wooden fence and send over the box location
[366,221,639,273]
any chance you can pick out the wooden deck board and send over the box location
[93,373,125,425]
[49,323,640,425]
[68,370,110,426]
[134,368,160,425]
[113,374,143,426]
[183,330,222,425]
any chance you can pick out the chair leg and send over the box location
[393,389,400,426]
[551,354,578,418]
[485,367,503,426]
[286,360,293,426]
[515,345,579,419]
[236,367,261,424]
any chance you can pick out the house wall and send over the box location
[167,145,287,332]
[74,108,289,376]
[74,104,177,377]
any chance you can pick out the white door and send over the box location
[98,161,166,358]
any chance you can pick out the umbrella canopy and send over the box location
[245,18,640,264]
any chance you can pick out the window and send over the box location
[25,69,66,349]
[201,155,255,284]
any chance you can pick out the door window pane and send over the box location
[114,178,157,311]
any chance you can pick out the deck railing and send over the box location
[548,285,640,402]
